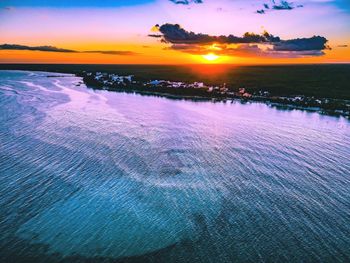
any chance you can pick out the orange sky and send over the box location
[0,1,349,64]
[1,47,349,64]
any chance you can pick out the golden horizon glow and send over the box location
[0,1,350,64]
[1,47,350,65]
[202,53,220,62]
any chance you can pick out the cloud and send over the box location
[3,6,14,11]
[256,0,303,14]
[84,50,137,55]
[150,24,281,45]
[164,43,325,58]
[0,44,75,53]
[150,24,330,58]
[166,43,265,57]
[0,44,137,55]
[169,0,203,5]
[337,44,348,48]
[272,0,294,10]
[272,36,330,51]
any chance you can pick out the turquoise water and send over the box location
[0,70,349,262]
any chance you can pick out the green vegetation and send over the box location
[0,64,349,99]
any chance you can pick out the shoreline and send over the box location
[76,74,350,120]
[1,69,349,119]
[87,84,350,119]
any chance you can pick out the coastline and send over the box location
[1,68,349,119]
[77,72,350,119]
[87,84,350,119]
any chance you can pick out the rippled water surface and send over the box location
[0,70,349,263]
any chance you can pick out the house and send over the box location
[239,88,246,94]
[243,92,252,98]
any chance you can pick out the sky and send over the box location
[0,0,349,64]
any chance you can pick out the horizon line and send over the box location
[1,62,350,66]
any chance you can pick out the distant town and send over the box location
[78,71,350,119]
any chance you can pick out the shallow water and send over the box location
[0,70,349,263]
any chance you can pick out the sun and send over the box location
[202,53,220,62]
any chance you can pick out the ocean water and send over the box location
[0,70,349,263]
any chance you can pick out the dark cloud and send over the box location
[224,45,324,58]
[165,43,324,58]
[272,0,294,10]
[150,24,281,45]
[338,45,348,48]
[272,36,329,51]
[257,0,303,14]
[0,44,76,53]
[268,50,325,57]
[84,50,137,55]
[150,24,330,58]
[148,34,163,38]
[169,0,203,5]
[0,44,137,55]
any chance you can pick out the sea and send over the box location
[0,70,349,263]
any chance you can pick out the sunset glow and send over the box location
[202,53,220,62]
[0,0,349,64]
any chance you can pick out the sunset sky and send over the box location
[0,0,349,64]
